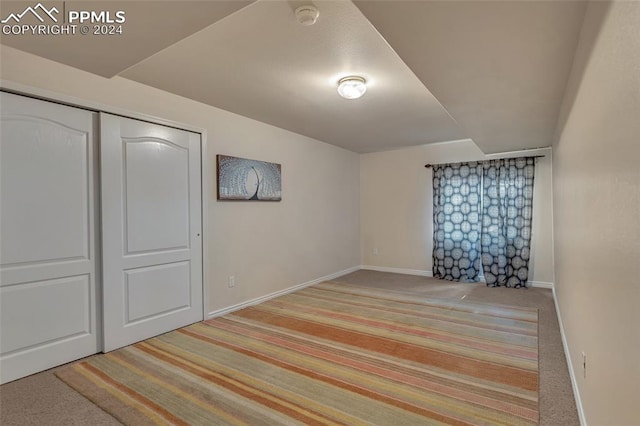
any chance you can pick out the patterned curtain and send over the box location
[432,162,483,282]
[481,158,535,288]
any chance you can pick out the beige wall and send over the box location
[0,46,361,315]
[360,141,555,285]
[552,1,640,424]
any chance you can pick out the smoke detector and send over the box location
[295,5,319,26]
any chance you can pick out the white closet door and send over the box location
[0,92,99,384]
[100,113,203,352]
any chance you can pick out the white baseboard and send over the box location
[206,265,360,319]
[359,265,553,289]
[553,286,587,425]
[360,265,433,277]
[528,280,554,289]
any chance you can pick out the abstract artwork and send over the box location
[217,155,281,201]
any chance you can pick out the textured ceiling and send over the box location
[0,0,588,154]
[120,0,464,153]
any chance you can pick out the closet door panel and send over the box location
[0,92,99,384]
[100,113,203,352]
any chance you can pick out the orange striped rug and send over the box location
[56,281,539,425]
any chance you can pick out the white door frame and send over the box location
[0,81,211,351]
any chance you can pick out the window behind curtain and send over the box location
[481,158,535,287]
[432,157,536,287]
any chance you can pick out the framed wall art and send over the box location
[216,155,282,201]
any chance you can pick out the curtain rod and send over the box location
[424,155,545,169]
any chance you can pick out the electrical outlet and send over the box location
[373,248,379,255]
[228,276,235,288]
[582,352,586,378]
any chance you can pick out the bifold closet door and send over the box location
[0,92,100,384]
[100,113,203,352]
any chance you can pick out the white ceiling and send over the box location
[354,0,587,153]
[120,0,464,153]
[0,0,588,154]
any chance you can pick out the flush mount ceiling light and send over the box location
[294,5,320,26]
[337,76,367,99]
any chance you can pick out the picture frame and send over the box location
[216,155,282,201]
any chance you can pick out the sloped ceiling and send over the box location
[354,0,587,153]
[0,0,588,154]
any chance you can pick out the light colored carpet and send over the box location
[56,281,540,425]
[0,271,579,425]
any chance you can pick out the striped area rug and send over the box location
[56,281,539,425]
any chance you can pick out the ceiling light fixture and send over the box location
[294,5,320,26]
[337,76,367,99]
